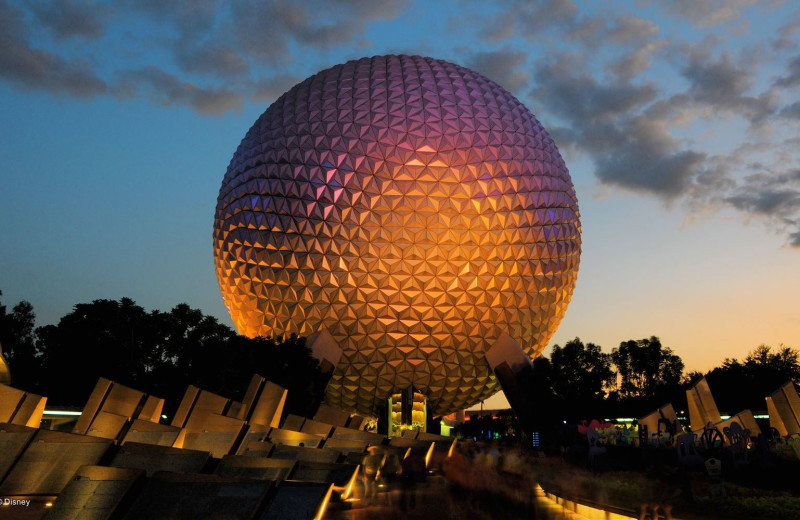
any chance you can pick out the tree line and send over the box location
[1,290,797,423]
[0,290,327,418]
[530,336,800,424]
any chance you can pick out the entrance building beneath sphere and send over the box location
[213,55,581,420]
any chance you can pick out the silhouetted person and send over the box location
[400,451,425,511]
[362,445,383,505]
[381,449,402,505]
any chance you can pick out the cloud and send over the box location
[168,0,412,97]
[564,18,605,47]
[772,18,800,50]
[116,66,243,114]
[518,0,578,34]
[533,42,798,246]
[663,0,760,28]
[29,0,106,40]
[723,169,800,247]
[0,0,242,114]
[790,228,800,248]
[725,170,800,213]
[463,4,798,247]
[776,55,800,88]
[683,50,750,104]
[779,101,800,119]
[230,0,411,65]
[121,0,247,78]
[479,0,578,42]
[252,74,302,104]
[465,48,529,93]
[559,14,664,79]
[531,55,706,198]
[236,2,351,53]
[478,10,516,42]
[0,0,106,97]
[121,0,219,36]
[606,15,660,44]
[593,117,707,197]
[680,48,778,124]
[562,14,659,49]
[175,43,250,78]
[532,56,658,124]
[609,42,663,79]
[0,0,414,113]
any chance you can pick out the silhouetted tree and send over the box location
[188,332,326,418]
[611,336,683,401]
[36,298,161,404]
[16,289,797,429]
[29,297,325,416]
[550,338,614,419]
[524,355,569,447]
[529,355,558,407]
[745,344,800,381]
[551,338,614,400]
[144,303,238,408]
[704,344,800,412]
[682,370,704,386]
[0,290,42,391]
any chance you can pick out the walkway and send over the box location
[327,473,617,520]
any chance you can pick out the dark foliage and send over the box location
[0,292,325,417]
[705,344,800,412]
[550,337,614,420]
[2,290,796,426]
[0,290,40,385]
[610,336,684,401]
[522,336,688,424]
[527,356,564,424]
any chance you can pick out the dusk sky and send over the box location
[1,0,798,393]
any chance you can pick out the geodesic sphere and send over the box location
[214,55,581,416]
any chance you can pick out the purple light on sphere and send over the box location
[214,55,581,416]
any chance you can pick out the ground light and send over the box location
[535,484,634,520]
[313,485,333,520]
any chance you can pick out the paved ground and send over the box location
[327,473,586,520]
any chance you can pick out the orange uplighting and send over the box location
[313,484,334,520]
[341,464,360,500]
[424,442,435,468]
